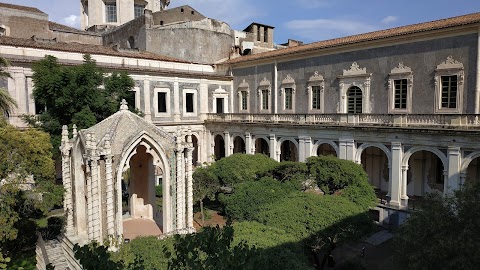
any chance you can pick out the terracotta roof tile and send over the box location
[227,12,480,64]
[0,36,189,63]
[0,2,46,15]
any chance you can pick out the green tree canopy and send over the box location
[29,54,135,155]
[394,184,480,270]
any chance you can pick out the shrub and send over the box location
[260,161,308,189]
[306,156,376,209]
[212,154,277,187]
[219,177,297,221]
[233,221,314,270]
[155,184,163,198]
[254,192,372,241]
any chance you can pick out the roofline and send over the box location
[0,2,47,15]
[229,12,480,65]
[243,22,275,32]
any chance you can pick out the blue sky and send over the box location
[2,0,480,44]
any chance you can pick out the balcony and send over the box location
[206,113,480,130]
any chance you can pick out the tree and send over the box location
[0,57,17,117]
[28,54,135,155]
[394,184,480,270]
[192,166,220,225]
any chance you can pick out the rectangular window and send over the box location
[105,3,117,23]
[312,86,321,110]
[394,79,408,109]
[158,92,167,113]
[284,88,293,110]
[241,91,248,110]
[216,98,224,113]
[186,93,194,113]
[441,75,458,109]
[257,27,261,42]
[134,4,145,18]
[261,90,268,110]
[264,28,268,43]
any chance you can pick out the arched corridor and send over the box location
[214,134,225,160]
[466,156,480,187]
[360,146,389,192]
[233,136,246,154]
[255,137,270,156]
[407,150,445,197]
[280,140,298,162]
[317,143,337,157]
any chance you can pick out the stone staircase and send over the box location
[36,234,69,270]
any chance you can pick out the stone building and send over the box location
[1,1,480,269]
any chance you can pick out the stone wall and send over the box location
[232,34,478,114]
[0,8,49,39]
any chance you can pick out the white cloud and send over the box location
[381,16,398,24]
[170,0,261,28]
[285,18,377,42]
[63,14,80,27]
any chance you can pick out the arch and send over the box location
[461,151,480,172]
[116,132,172,235]
[347,86,363,113]
[403,146,447,168]
[403,147,447,197]
[277,137,299,162]
[355,143,391,165]
[254,136,270,156]
[462,151,480,187]
[191,134,199,166]
[312,140,339,157]
[233,136,246,154]
[357,144,391,192]
[127,36,135,49]
[214,134,225,160]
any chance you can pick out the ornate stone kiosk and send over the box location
[59,100,194,269]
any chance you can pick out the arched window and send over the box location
[347,86,362,113]
[127,36,135,49]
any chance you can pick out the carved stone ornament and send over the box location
[436,56,464,70]
[390,62,412,74]
[259,77,271,87]
[238,79,249,89]
[257,77,271,96]
[280,74,296,95]
[282,74,295,85]
[343,62,367,76]
[307,71,325,94]
[308,71,324,82]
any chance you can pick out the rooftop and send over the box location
[0,2,46,15]
[227,12,480,64]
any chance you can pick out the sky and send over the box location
[2,0,480,44]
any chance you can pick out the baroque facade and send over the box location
[1,1,480,269]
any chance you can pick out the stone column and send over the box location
[61,126,74,236]
[173,78,181,122]
[245,132,252,154]
[143,79,152,122]
[90,156,101,241]
[447,146,461,195]
[298,137,306,162]
[269,134,277,161]
[304,136,312,161]
[224,131,231,157]
[86,158,93,241]
[175,131,185,230]
[186,131,194,231]
[105,151,115,236]
[401,165,409,207]
[389,142,403,207]
[339,138,355,161]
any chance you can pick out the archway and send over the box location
[280,140,298,162]
[233,136,246,154]
[465,156,480,187]
[317,143,337,157]
[255,137,269,156]
[360,146,389,192]
[192,135,199,166]
[214,134,225,160]
[406,150,445,197]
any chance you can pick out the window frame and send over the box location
[153,87,171,117]
[347,86,363,114]
[212,86,229,114]
[307,71,325,113]
[434,56,464,114]
[134,4,145,18]
[104,1,117,23]
[237,79,250,112]
[388,63,413,114]
[257,78,271,113]
[279,74,296,112]
[183,89,197,117]
[338,62,371,114]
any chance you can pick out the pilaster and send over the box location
[339,138,355,161]
[304,137,312,161]
[175,130,185,230]
[173,78,180,121]
[60,126,74,236]
[185,129,194,231]
[143,79,152,121]
[401,165,409,207]
[447,146,462,194]
[389,142,403,207]
[224,131,231,157]
[105,150,115,236]
[269,134,277,161]
[298,137,306,162]
[245,132,253,154]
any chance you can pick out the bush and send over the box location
[212,154,277,187]
[233,221,314,270]
[112,236,175,270]
[254,192,372,240]
[219,177,297,221]
[260,161,308,189]
[307,156,376,209]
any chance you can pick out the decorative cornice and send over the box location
[238,79,249,89]
[281,74,295,85]
[343,62,367,76]
[390,62,412,74]
[308,71,324,82]
[436,56,464,70]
